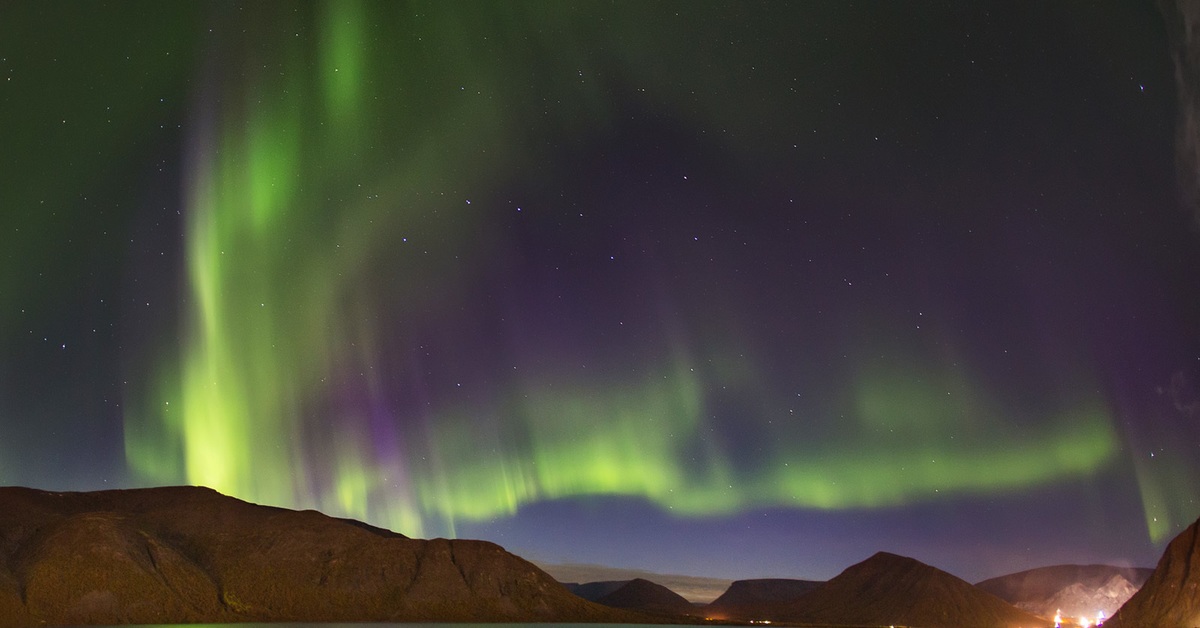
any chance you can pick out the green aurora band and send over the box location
[124,1,1130,540]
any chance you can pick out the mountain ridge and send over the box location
[768,551,1052,628]
[594,577,699,616]
[704,577,824,620]
[975,564,1152,620]
[0,485,648,626]
[1106,516,1200,628]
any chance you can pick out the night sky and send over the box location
[2,1,1198,585]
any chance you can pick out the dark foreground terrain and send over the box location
[2,485,1197,628]
[976,564,1153,620]
[0,486,643,626]
[1105,516,1200,628]
[718,551,1053,628]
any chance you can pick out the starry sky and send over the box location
[2,1,1198,584]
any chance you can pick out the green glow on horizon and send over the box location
[404,360,1117,518]
[123,1,1129,539]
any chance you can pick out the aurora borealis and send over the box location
[2,0,1199,583]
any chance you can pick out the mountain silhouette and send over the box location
[704,578,823,620]
[594,577,698,616]
[976,564,1152,620]
[775,551,1052,628]
[1106,516,1200,628]
[564,579,630,601]
[0,486,643,626]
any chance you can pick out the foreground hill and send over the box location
[0,486,643,626]
[594,577,698,616]
[1106,516,1200,628]
[704,578,824,620]
[774,552,1052,628]
[975,564,1152,620]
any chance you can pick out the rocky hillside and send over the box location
[1106,516,1200,628]
[0,486,642,626]
[975,564,1152,620]
[773,552,1052,628]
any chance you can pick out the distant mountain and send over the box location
[0,486,643,626]
[536,562,731,602]
[704,578,824,620]
[975,564,1152,620]
[1106,516,1200,628]
[564,579,630,601]
[774,551,1052,628]
[594,577,698,616]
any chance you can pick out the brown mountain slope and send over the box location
[595,577,697,616]
[1106,516,1200,628]
[0,486,644,626]
[774,551,1053,628]
[975,564,1152,619]
[704,578,824,620]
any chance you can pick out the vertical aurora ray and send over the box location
[319,0,365,130]
[123,0,554,535]
[124,1,400,527]
[1123,369,1200,542]
[120,1,1133,541]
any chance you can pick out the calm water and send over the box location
[127,624,691,628]
[126,624,691,628]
